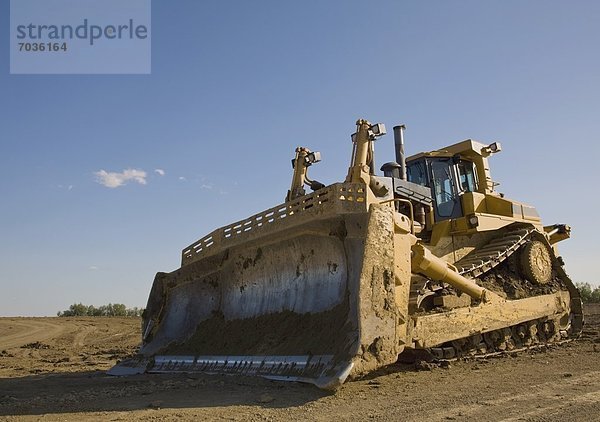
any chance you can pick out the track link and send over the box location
[455,226,534,278]
[428,316,569,361]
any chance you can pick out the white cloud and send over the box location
[89,266,99,271]
[155,169,165,176]
[94,168,147,188]
[178,176,187,181]
[200,183,213,190]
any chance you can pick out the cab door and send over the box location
[429,158,463,221]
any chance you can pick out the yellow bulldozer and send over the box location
[110,119,583,389]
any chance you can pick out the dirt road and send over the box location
[1,306,599,421]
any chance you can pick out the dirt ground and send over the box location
[1,305,599,421]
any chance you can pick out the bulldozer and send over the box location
[110,119,583,389]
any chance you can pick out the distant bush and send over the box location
[57,303,143,317]
[575,282,600,303]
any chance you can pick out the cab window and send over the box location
[457,160,477,193]
[407,160,428,186]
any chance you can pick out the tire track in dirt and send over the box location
[502,390,600,421]
[0,319,66,350]
[417,371,600,421]
[71,324,98,349]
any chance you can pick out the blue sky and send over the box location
[1,0,599,316]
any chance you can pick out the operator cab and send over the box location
[406,156,478,222]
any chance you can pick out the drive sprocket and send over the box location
[520,240,552,284]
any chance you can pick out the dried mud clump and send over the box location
[20,342,50,350]
[478,260,562,300]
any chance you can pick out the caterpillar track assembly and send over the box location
[110,119,583,389]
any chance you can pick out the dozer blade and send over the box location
[110,183,412,389]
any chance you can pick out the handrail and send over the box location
[181,183,367,265]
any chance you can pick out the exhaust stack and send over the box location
[393,125,407,181]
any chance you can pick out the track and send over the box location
[411,224,584,362]
[455,226,535,278]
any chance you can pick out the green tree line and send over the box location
[575,282,600,303]
[57,303,143,317]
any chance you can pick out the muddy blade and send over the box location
[109,192,408,389]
